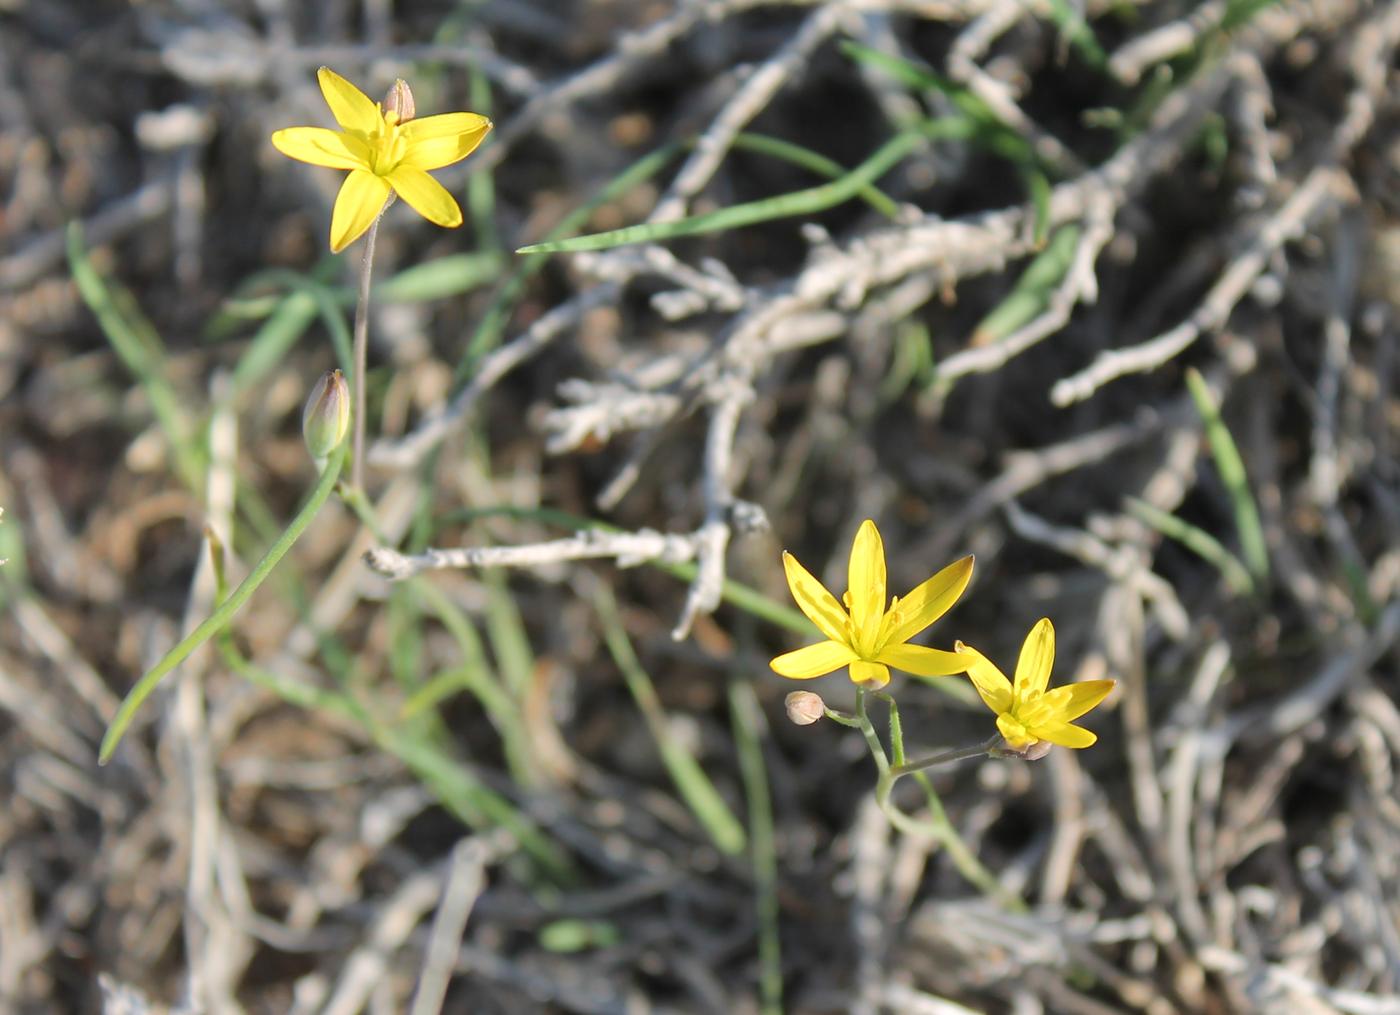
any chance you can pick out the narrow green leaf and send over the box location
[67,224,205,490]
[1125,496,1254,596]
[1044,0,1108,68]
[594,585,746,856]
[376,252,504,302]
[1185,368,1270,584]
[729,680,782,1015]
[99,443,347,764]
[969,224,1081,344]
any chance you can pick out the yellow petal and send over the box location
[876,643,965,678]
[1030,721,1096,749]
[782,551,850,645]
[317,67,382,134]
[849,660,890,688]
[954,641,1013,714]
[386,166,463,228]
[1015,618,1055,698]
[846,520,886,652]
[271,127,371,170]
[770,641,858,680]
[878,555,973,649]
[400,112,493,170]
[330,170,391,253]
[1046,679,1115,722]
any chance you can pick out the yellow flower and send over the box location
[955,619,1115,749]
[770,519,972,689]
[271,68,493,253]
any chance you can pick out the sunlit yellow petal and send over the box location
[782,551,850,645]
[1031,721,1096,749]
[317,67,382,134]
[329,170,391,253]
[849,660,890,688]
[770,641,858,680]
[1015,618,1055,699]
[400,112,493,170]
[1047,679,1115,722]
[878,555,973,649]
[954,641,1013,714]
[271,127,371,170]
[386,166,463,228]
[847,520,886,653]
[876,643,965,678]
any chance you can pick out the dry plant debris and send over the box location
[2,0,1400,1012]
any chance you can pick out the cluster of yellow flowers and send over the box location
[269,72,1111,754]
[772,520,1115,751]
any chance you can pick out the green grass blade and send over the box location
[729,679,783,1015]
[593,585,746,856]
[1044,0,1108,68]
[1125,496,1254,597]
[67,224,205,490]
[461,141,683,375]
[99,442,347,764]
[1023,165,1053,246]
[229,289,322,397]
[839,40,996,123]
[516,129,932,255]
[969,224,1081,345]
[376,252,504,303]
[1185,368,1270,584]
[730,132,900,219]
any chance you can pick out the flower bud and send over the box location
[785,690,826,726]
[992,737,1053,761]
[303,369,350,460]
[382,79,416,123]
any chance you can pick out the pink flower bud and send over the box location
[785,690,826,726]
[382,79,415,123]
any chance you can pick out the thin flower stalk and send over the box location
[854,689,1022,910]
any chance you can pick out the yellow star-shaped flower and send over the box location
[770,519,972,689]
[272,67,493,252]
[955,619,1115,749]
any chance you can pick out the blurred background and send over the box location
[2,0,1399,1012]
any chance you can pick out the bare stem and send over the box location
[891,736,1002,776]
[351,211,385,491]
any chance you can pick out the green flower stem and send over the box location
[98,442,348,764]
[854,688,892,782]
[892,736,1001,776]
[823,707,864,729]
[856,689,1021,909]
[350,209,386,491]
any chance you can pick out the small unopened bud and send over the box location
[382,79,415,123]
[992,738,1053,761]
[303,369,350,460]
[785,690,826,726]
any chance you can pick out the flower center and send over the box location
[1015,689,1055,729]
[365,114,408,175]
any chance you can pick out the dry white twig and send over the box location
[1050,166,1349,407]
